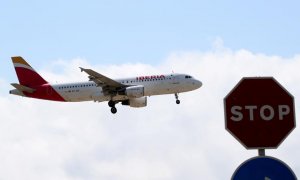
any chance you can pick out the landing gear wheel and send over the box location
[111,107,117,114]
[108,100,115,107]
[175,93,180,104]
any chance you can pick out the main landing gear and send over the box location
[108,100,117,114]
[175,93,180,104]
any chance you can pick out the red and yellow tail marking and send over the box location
[12,56,34,71]
[11,56,66,102]
[11,56,48,86]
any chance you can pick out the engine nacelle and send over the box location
[124,85,144,98]
[122,97,147,108]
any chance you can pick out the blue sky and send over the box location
[1,0,300,69]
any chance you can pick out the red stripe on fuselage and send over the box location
[24,84,66,102]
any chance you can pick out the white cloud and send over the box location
[1,45,300,179]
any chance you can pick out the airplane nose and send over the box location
[193,80,202,89]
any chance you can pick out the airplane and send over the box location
[9,56,202,114]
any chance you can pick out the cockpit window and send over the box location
[185,75,192,79]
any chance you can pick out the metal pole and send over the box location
[258,149,265,156]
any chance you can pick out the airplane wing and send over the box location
[79,67,126,94]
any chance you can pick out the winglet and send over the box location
[79,67,85,72]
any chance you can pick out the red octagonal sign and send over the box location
[224,77,296,149]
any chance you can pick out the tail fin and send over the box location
[11,56,48,86]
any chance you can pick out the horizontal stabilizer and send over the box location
[11,83,35,93]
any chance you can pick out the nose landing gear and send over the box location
[175,93,180,104]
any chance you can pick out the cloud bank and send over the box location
[1,46,300,179]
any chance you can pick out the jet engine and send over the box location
[122,97,147,108]
[120,85,144,98]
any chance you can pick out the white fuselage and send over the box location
[10,56,202,113]
[51,74,202,102]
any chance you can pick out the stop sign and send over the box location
[224,77,296,149]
